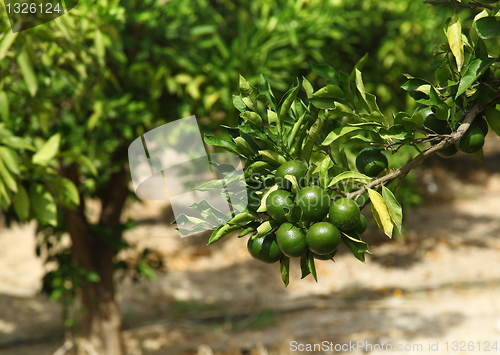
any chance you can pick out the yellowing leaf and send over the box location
[382,186,403,233]
[447,13,464,72]
[367,188,393,238]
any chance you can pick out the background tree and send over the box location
[0,0,497,354]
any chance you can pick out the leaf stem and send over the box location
[347,101,488,200]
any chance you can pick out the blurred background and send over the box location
[1,0,500,354]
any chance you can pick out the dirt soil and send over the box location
[1,134,500,355]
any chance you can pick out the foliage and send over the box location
[178,3,500,285]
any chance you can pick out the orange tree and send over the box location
[180,2,500,285]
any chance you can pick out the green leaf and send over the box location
[485,107,500,137]
[473,17,500,39]
[267,109,280,136]
[137,264,155,280]
[321,126,365,146]
[381,186,403,233]
[302,76,314,98]
[302,118,322,163]
[378,125,411,141]
[233,95,247,112]
[227,212,255,226]
[328,171,371,188]
[367,188,393,238]
[258,150,287,166]
[233,136,255,157]
[32,133,61,166]
[208,224,241,245]
[87,271,101,283]
[279,79,300,120]
[310,62,339,85]
[300,254,311,279]
[0,156,17,193]
[307,251,318,282]
[240,111,263,128]
[258,73,276,110]
[341,230,371,263]
[0,32,17,60]
[0,146,19,174]
[253,220,278,239]
[244,161,273,177]
[0,91,9,122]
[447,13,464,72]
[45,178,80,208]
[239,75,254,96]
[204,134,238,155]
[13,184,29,221]
[312,85,345,100]
[87,101,103,131]
[280,256,290,287]
[17,49,38,97]
[354,69,370,112]
[284,174,300,193]
[256,185,279,212]
[29,183,57,226]
[456,58,495,98]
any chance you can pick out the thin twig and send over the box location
[347,102,486,200]
[423,0,495,10]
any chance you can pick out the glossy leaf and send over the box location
[485,107,500,137]
[204,134,238,155]
[381,186,403,233]
[456,58,495,98]
[208,224,241,245]
[280,256,290,287]
[328,171,371,188]
[473,17,500,39]
[240,111,263,128]
[310,62,339,85]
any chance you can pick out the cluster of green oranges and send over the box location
[423,112,488,158]
[247,160,368,264]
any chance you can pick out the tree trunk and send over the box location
[64,163,130,355]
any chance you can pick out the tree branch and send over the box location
[347,102,484,200]
[423,0,495,10]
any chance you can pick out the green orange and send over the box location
[275,160,308,190]
[296,186,331,222]
[436,144,458,158]
[355,147,388,177]
[306,222,341,255]
[455,125,485,154]
[276,222,307,257]
[329,197,360,232]
[247,233,283,263]
[265,189,295,223]
[423,113,449,134]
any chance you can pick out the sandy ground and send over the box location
[0,135,500,355]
